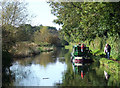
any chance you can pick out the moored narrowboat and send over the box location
[71,44,92,65]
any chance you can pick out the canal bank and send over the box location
[65,43,120,86]
[10,42,55,58]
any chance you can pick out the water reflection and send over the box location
[8,48,120,86]
[33,52,57,67]
[72,62,91,79]
[10,48,68,86]
[10,61,67,86]
[60,61,108,86]
[60,55,119,86]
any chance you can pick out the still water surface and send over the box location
[10,48,119,86]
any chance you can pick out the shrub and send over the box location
[87,35,120,60]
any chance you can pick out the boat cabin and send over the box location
[72,45,90,57]
[71,44,92,65]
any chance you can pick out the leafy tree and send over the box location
[0,0,29,51]
[49,2,120,42]
[34,26,49,43]
[2,25,17,51]
[16,24,33,42]
[34,26,60,46]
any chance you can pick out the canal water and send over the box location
[9,48,119,86]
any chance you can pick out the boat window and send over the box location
[75,47,78,52]
[78,46,81,52]
[86,47,89,51]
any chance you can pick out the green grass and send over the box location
[99,58,119,86]
[65,44,73,50]
[65,43,77,52]
[38,46,54,52]
[100,58,118,72]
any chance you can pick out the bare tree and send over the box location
[0,0,29,27]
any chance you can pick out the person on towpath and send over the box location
[104,44,111,59]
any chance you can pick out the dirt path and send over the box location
[109,58,120,63]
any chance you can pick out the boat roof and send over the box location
[73,45,78,47]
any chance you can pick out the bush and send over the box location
[87,35,120,60]
[61,40,69,46]
[107,36,120,60]
[2,50,13,68]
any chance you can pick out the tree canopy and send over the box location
[49,2,120,42]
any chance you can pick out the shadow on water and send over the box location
[2,51,14,86]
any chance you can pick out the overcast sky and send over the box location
[26,0,62,29]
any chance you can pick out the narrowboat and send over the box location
[71,44,92,66]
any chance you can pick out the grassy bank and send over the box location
[65,43,119,75]
[99,58,119,86]
[10,42,54,58]
[65,43,120,86]
[38,45,54,52]
[86,42,120,83]
[84,36,120,61]
[100,58,119,73]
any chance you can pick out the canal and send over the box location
[9,48,119,86]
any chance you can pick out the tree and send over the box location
[49,2,120,42]
[0,0,29,51]
[16,24,33,42]
[34,26,60,45]
[0,0,29,26]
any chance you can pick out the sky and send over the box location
[26,0,62,30]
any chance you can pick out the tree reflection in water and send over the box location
[3,48,119,86]
[56,51,119,86]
